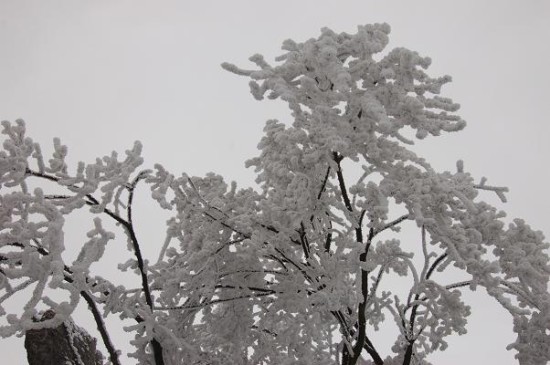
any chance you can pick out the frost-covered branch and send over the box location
[473,176,509,203]
[373,214,410,236]
[80,290,121,365]
[156,292,275,311]
[2,22,549,365]
[125,172,165,365]
[26,169,129,226]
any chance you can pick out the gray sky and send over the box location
[1,1,549,364]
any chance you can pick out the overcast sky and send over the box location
[1,1,549,364]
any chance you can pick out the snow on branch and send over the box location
[1,23,549,365]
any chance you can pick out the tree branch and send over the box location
[157,292,274,311]
[324,220,333,253]
[350,227,374,365]
[80,291,121,365]
[426,253,448,280]
[403,229,447,365]
[364,336,384,365]
[334,154,363,244]
[125,172,165,365]
[26,169,129,227]
[7,241,122,365]
[373,214,410,236]
[317,166,331,200]
[299,222,311,260]
[334,153,354,214]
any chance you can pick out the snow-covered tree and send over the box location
[1,24,549,365]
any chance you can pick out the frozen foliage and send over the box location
[1,24,549,365]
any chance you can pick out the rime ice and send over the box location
[1,24,549,365]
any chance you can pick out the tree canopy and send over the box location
[1,24,549,365]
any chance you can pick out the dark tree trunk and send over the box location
[24,310,103,365]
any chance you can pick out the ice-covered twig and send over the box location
[373,214,410,236]
[474,177,509,203]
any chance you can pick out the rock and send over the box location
[24,310,103,365]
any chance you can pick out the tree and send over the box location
[0,23,549,365]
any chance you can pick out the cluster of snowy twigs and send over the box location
[1,24,549,365]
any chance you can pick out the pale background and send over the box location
[0,0,549,364]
